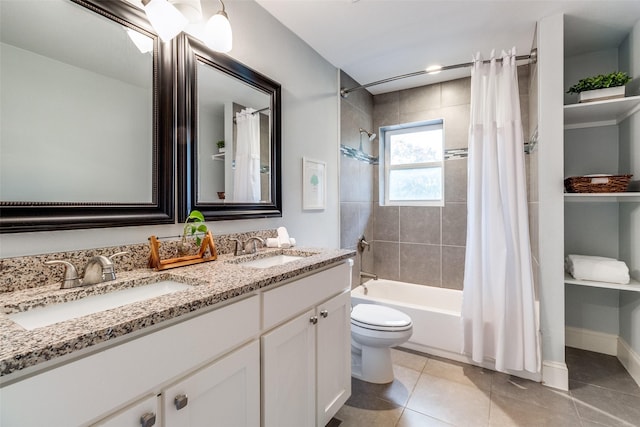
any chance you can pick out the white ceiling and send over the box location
[255,0,640,95]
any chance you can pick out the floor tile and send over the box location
[566,347,640,397]
[570,380,640,427]
[488,392,582,427]
[406,372,491,427]
[396,408,454,426]
[350,364,421,407]
[391,347,429,373]
[491,372,577,415]
[423,355,493,391]
[335,396,403,427]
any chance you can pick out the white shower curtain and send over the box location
[462,49,539,373]
[233,108,261,202]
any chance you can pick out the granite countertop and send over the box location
[0,247,355,379]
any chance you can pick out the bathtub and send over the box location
[351,279,463,361]
[351,279,542,381]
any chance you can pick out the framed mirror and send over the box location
[178,34,282,221]
[0,0,174,232]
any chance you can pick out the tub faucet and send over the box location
[359,271,378,280]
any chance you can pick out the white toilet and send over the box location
[350,304,413,384]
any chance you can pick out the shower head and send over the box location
[359,128,376,141]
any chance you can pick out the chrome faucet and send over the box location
[244,236,265,255]
[357,235,371,253]
[45,251,128,289]
[230,237,265,256]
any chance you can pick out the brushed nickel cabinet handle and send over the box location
[174,394,188,410]
[310,316,318,325]
[140,412,156,427]
[320,310,328,318]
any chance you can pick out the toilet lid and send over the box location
[351,304,412,330]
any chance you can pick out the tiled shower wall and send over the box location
[340,66,532,290]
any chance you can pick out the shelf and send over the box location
[211,153,225,161]
[565,273,640,292]
[564,95,640,129]
[564,192,640,202]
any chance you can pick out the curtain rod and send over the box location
[340,48,537,98]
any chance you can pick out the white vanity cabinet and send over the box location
[93,395,160,427]
[0,294,261,427]
[262,262,352,427]
[162,340,260,427]
[0,259,353,427]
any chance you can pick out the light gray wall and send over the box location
[618,19,640,355]
[538,13,567,387]
[198,104,225,201]
[0,0,341,257]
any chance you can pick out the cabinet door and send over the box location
[163,340,260,427]
[92,395,160,427]
[316,291,352,426]
[262,309,316,427]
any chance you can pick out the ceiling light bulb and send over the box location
[204,1,232,53]
[426,65,442,75]
[141,0,188,42]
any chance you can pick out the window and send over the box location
[380,120,444,206]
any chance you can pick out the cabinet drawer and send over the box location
[0,294,260,427]
[262,261,351,330]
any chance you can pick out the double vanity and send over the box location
[0,241,355,427]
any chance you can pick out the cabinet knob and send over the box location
[309,316,318,325]
[140,412,156,427]
[174,394,189,410]
[320,310,328,318]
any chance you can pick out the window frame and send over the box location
[380,119,445,207]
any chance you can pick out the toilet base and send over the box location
[350,345,394,384]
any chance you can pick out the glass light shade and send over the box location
[143,0,188,42]
[170,0,202,23]
[204,12,232,53]
[126,28,154,53]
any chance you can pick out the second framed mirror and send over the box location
[178,34,281,221]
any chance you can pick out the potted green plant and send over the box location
[177,210,208,255]
[216,140,225,153]
[567,71,632,103]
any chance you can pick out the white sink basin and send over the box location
[240,254,304,269]
[9,281,190,331]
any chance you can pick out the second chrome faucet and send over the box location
[230,236,265,256]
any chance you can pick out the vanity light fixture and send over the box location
[141,0,188,42]
[141,0,232,52]
[204,0,232,53]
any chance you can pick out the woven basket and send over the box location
[564,174,632,193]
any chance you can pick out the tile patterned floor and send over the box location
[333,347,640,427]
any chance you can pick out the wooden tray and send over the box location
[148,231,217,271]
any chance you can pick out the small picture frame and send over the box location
[302,157,326,210]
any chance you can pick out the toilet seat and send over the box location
[351,304,412,332]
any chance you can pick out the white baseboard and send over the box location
[565,326,618,356]
[541,360,569,391]
[617,338,640,387]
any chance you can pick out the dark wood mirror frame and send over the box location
[177,34,282,222]
[0,0,175,233]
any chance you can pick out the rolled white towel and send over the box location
[266,238,279,248]
[565,254,630,284]
[289,237,296,247]
[277,226,291,248]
